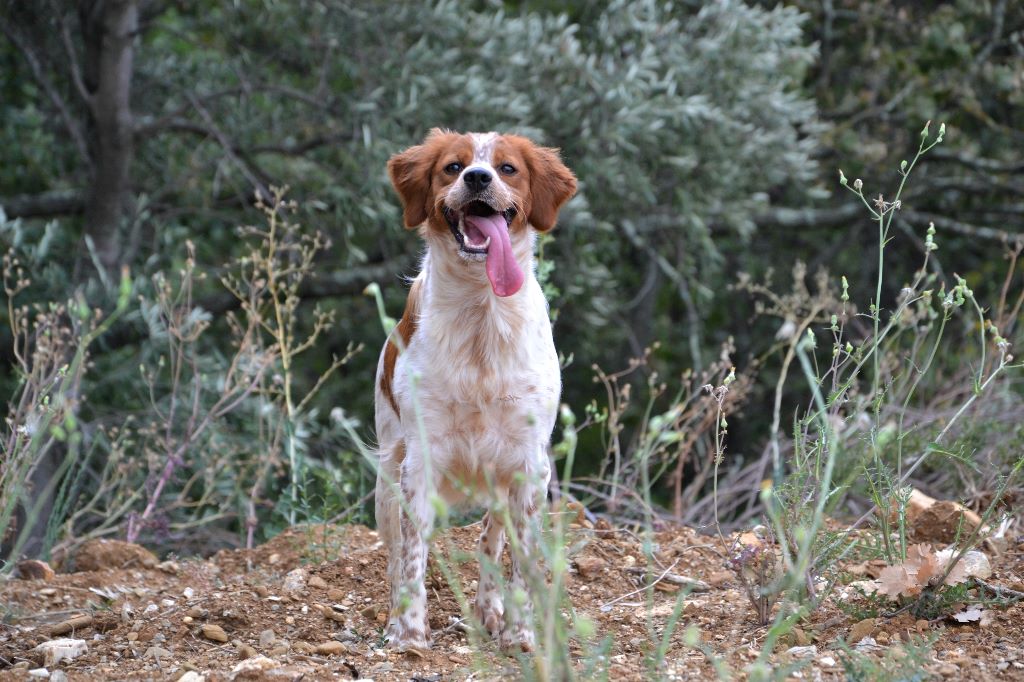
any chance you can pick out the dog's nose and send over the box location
[463,169,492,192]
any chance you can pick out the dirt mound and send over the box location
[2,522,1023,680]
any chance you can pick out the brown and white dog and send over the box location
[374,129,576,652]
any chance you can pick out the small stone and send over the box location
[259,629,276,648]
[16,560,56,581]
[707,571,733,587]
[231,655,279,677]
[285,616,294,625]
[200,624,228,643]
[267,553,281,565]
[292,641,316,654]
[161,599,176,608]
[236,643,257,660]
[268,643,289,656]
[177,672,205,682]
[783,645,817,660]
[327,588,345,601]
[158,560,180,574]
[49,671,67,682]
[253,585,270,598]
[143,603,159,615]
[28,669,50,678]
[183,616,193,624]
[876,631,890,645]
[33,639,88,667]
[187,606,205,618]
[183,587,195,599]
[849,618,875,644]
[145,646,172,660]
[282,568,307,593]
[127,632,139,642]
[308,575,328,589]
[360,605,378,621]
[316,641,345,656]
[573,556,606,579]
[820,655,837,667]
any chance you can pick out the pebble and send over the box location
[201,624,228,643]
[183,587,195,599]
[33,639,88,667]
[308,575,328,589]
[316,641,346,656]
[784,645,817,659]
[28,669,50,678]
[236,643,257,659]
[282,568,307,593]
[145,646,172,660]
[177,672,205,682]
[259,629,276,648]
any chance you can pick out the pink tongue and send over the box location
[464,214,524,297]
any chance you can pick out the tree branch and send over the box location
[1,190,87,219]
[904,210,1019,243]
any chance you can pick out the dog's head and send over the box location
[387,129,577,297]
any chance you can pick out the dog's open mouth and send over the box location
[443,200,517,255]
[442,200,523,297]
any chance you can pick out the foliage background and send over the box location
[1,0,1022,559]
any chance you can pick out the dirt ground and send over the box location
[2,520,1023,681]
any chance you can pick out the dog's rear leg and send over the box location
[389,449,435,652]
[474,510,506,638]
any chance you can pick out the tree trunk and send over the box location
[81,0,138,273]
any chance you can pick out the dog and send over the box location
[374,129,576,652]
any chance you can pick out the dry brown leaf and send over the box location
[878,565,920,598]
[944,559,969,586]
[906,544,942,585]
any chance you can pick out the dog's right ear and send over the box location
[387,143,433,229]
[388,129,452,229]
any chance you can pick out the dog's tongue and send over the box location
[464,214,524,297]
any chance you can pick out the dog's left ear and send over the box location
[526,145,577,232]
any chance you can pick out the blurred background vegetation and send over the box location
[1,0,1022,562]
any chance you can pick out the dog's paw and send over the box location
[385,622,432,653]
[474,595,504,638]
[499,623,535,653]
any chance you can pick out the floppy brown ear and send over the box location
[527,145,577,232]
[387,139,437,229]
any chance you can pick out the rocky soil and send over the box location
[2,517,1023,681]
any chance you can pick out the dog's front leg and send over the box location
[474,509,506,638]
[389,449,435,652]
[500,480,543,652]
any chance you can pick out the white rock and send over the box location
[231,655,280,678]
[178,672,205,682]
[49,671,67,682]
[784,645,817,659]
[820,655,837,667]
[28,669,50,678]
[282,568,307,593]
[160,598,176,608]
[183,587,195,599]
[33,639,88,667]
[143,603,159,615]
[936,548,992,580]
[855,637,882,652]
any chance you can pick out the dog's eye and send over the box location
[498,163,517,175]
[444,162,464,175]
